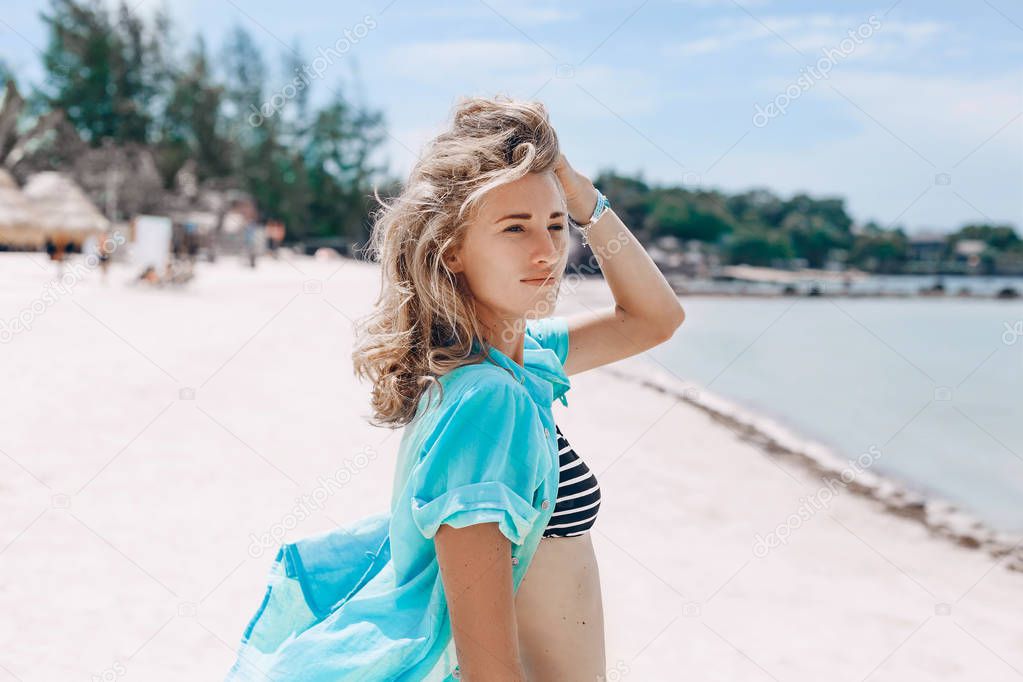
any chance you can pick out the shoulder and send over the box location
[407,362,545,493]
[416,362,531,428]
[525,316,570,365]
[438,364,530,416]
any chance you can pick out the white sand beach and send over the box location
[1,251,1021,681]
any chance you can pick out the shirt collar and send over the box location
[471,335,571,407]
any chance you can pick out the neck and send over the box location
[487,330,525,367]
[473,309,526,367]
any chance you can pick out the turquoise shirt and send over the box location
[225,316,572,681]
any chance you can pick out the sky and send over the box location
[2,0,1022,235]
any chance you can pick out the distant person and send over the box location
[97,240,111,282]
[184,222,200,264]
[47,239,68,278]
[137,265,159,284]
[243,222,259,268]
[266,219,285,259]
[234,198,261,269]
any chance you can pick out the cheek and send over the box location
[461,242,521,293]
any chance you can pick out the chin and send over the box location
[523,296,559,319]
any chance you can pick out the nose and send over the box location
[530,226,561,266]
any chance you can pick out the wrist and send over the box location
[570,185,599,225]
[567,189,611,248]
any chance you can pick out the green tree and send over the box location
[778,194,854,267]
[155,37,230,184]
[949,223,1020,250]
[644,188,733,242]
[726,188,785,229]
[594,171,652,238]
[219,24,268,155]
[849,222,909,273]
[38,0,166,144]
[302,92,386,242]
[726,231,794,266]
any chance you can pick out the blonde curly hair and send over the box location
[351,95,563,428]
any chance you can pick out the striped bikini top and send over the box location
[542,424,601,538]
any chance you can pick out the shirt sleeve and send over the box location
[526,315,570,366]
[409,379,543,546]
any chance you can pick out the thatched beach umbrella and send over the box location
[22,171,111,246]
[0,168,44,248]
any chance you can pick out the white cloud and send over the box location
[667,35,739,57]
[412,1,579,25]
[664,12,948,61]
[382,39,552,83]
[672,0,771,7]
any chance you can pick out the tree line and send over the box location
[6,0,1020,273]
[595,172,1022,274]
[23,0,391,245]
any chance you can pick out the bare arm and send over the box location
[435,522,527,681]
[553,155,686,377]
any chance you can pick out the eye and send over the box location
[503,223,565,233]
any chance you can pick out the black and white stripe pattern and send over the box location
[542,424,601,538]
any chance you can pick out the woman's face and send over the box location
[445,171,569,336]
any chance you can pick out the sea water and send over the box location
[648,295,1023,533]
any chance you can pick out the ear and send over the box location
[444,248,463,274]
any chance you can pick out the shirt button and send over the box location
[452,666,461,678]
[511,556,519,566]
[541,499,550,510]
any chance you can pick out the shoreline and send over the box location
[668,288,1022,300]
[607,358,1023,573]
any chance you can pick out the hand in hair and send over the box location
[552,153,599,224]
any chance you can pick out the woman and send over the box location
[224,96,684,681]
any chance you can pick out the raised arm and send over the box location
[435,522,527,681]
[553,154,686,376]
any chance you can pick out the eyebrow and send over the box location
[495,211,565,223]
